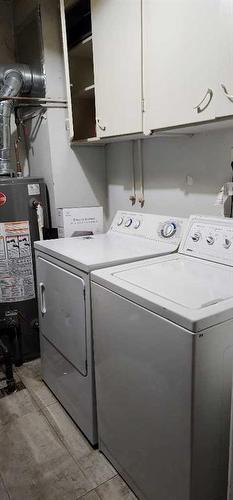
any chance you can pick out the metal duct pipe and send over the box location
[0,64,33,176]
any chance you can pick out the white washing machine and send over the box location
[34,211,186,445]
[91,215,233,500]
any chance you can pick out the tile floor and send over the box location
[0,359,137,500]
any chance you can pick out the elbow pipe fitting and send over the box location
[0,64,33,96]
[0,64,43,176]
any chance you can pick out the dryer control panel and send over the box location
[180,215,233,265]
[110,211,186,245]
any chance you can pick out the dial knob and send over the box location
[206,235,215,245]
[161,222,176,238]
[125,217,133,228]
[191,232,201,242]
[134,220,141,229]
[223,238,231,249]
[117,217,124,226]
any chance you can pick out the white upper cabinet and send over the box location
[216,0,233,118]
[91,0,142,138]
[60,0,233,141]
[60,0,74,141]
[142,0,218,134]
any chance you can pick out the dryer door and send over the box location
[36,256,87,376]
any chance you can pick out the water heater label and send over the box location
[28,184,40,196]
[0,192,6,207]
[0,221,35,303]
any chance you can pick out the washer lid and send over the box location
[113,257,233,309]
[92,254,233,332]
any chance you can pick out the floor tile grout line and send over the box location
[75,474,120,500]
[43,400,58,407]
[75,485,101,500]
[75,483,101,500]
[76,490,100,500]
[15,375,55,412]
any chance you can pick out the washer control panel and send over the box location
[180,215,233,265]
[110,211,186,245]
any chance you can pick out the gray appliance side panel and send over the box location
[92,283,193,500]
[192,321,233,500]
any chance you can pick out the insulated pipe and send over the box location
[137,139,145,208]
[0,64,33,176]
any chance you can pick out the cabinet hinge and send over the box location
[142,98,145,113]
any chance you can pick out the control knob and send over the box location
[117,217,124,226]
[134,220,141,229]
[206,235,215,245]
[125,217,133,228]
[223,238,231,249]
[191,232,201,242]
[161,222,176,238]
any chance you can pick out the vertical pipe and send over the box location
[137,139,145,207]
[129,141,136,205]
[0,65,36,176]
[0,71,23,175]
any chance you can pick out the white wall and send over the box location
[0,0,14,64]
[105,129,233,225]
[13,0,106,227]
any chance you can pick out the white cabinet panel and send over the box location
[59,0,74,141]
[143,0,218,134]
[216,0,233,118]
[91,0,142,137]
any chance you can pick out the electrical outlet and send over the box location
[186,175,194,186]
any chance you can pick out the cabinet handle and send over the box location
[194,88,213,113]
[39,282,46,315]
[221,84,233,103]
[96,118,106,131]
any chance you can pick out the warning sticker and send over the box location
[28,184,40,196]
[6,236,20,259]
[0,221,35,303]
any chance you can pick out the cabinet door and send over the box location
[91,0,142,137]
[143,0,218,134]
[59,0,74,141]
[216,0,233,118]
[36,256,87,376]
